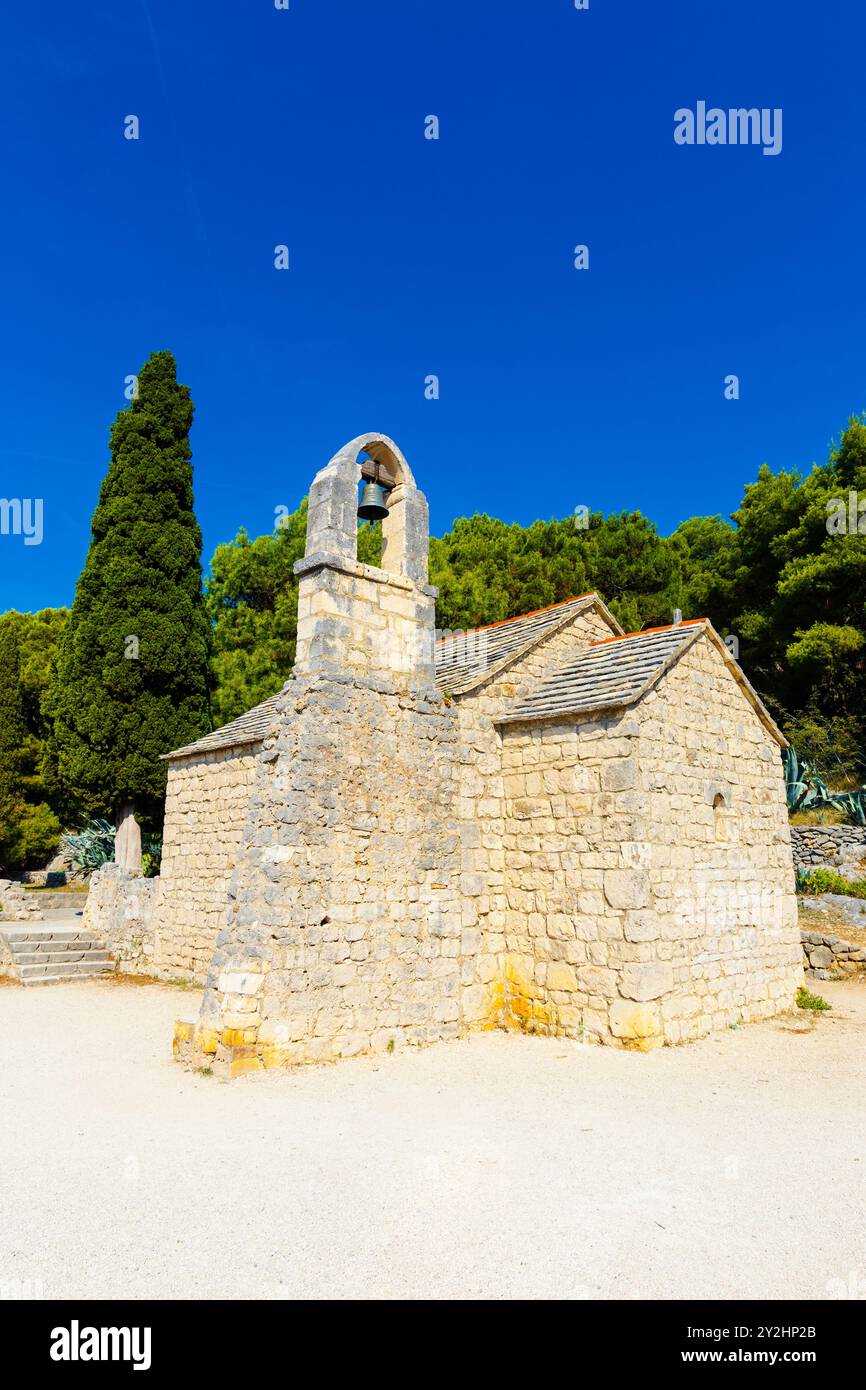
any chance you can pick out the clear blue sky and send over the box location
[2,0,865,611]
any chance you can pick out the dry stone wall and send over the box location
[790,826,866,877]
[801,926,866,977]
[82,865,159,974]
[0,879,43,921]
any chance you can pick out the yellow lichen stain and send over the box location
[173,1019,194,1055]
[610,1002,663,1052]
[481,959,553,1035]
[196,1028,220,1056]
[229,1046,264,1076]
[222,1027,257,1048]
[620,1034,664,1053]
[258,1045,295,1070]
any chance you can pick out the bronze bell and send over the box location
[358,480,389,522]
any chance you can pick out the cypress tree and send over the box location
[46,351,211,826]
[0,616,26,806]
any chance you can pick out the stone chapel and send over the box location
[87,433,802,1072]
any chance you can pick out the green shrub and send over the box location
[796,985,832,1012]
[141,836,162,878]
[0,799,61,871]
[796,868,866,899]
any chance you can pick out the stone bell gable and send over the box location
[177,434,471,1071]
[294,433,437,681]
[163,434,801,1075]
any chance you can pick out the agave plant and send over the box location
[829,788,866,827]
[782,746,831,813]
[62,819,164,876]
[61,818,116,874]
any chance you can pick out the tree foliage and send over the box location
[0,613,61,870]
[44,352,212,825]
[673,415,866,777]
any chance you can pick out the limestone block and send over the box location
[546,961,578,992]
[603,869,650,910]
[609,1000,662,1044]
[217,971,263,996]
[624,910,660,943]
[601,758,637,792]
[619,961,674,1001]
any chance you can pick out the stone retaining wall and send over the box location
[0,879,42,922]
[801,928,866,977]
[82,865,159,975]
[791,826,866,875]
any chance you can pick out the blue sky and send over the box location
[1,0,864,611]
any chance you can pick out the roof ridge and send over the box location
[436,593,596,643]
[589,619,706,647]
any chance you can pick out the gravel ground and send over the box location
[2,976,865,1301]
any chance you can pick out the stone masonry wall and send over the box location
[155,745,262,979]
[295,556,435,682]
[498,710,644,1041]
[175,669,471,1074]
[632,635,801,1043]
[492,632,801,1049]
[83,746,261,980]
[453,604,619,1032]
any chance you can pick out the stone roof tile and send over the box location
[163,692,283,760]
[496,621,707,724]
[435,593,613,696]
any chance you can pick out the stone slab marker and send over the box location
[114,804,142,873]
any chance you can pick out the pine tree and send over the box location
[45,351,211,826]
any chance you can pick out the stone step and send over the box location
[13,949,113,965]
[18,959,115,984]
[7,935,107,951]
[22,891,89,912]
[0,924,114,985]
[6,929,93,944]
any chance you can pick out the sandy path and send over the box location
[1,976,864,1300]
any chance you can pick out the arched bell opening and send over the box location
[305,433,430,588]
